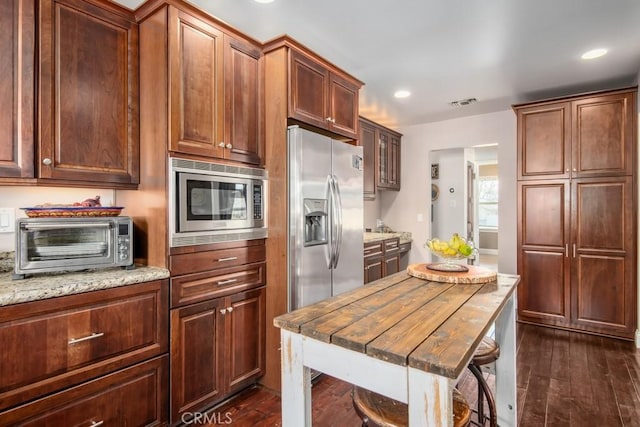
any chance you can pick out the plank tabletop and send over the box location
[274,270,520,379]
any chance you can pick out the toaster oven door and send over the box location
[17,220,117,274]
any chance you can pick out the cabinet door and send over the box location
[0,0,34,179]
[516,102,571,180]
[571,177,635,338]
[387,134,401,190]
[289,50,329,130]
[329,73,358,139]
[376,131,389,187]
[224,36,262,165]
[360,120,376,199]
[170,298,226,423]
[226,288,265,394]
[383,254,400,276]
[517,181,571,324]
[169,8,225,159]
[38,0,139,185]
[364,256,383,284]
[571,92,635,178]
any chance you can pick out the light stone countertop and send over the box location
[363,231,412,245]
[0,265,170,306]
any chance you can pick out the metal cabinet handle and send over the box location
[42,158,52,165]
[220,308,227,315]
[217,278,238,286]
[68,332,104,345]
[565,244,568,257]
[89,421,104,427]
[217,257,238,262]
[573,243,576,258]
[218,142,225,147]
[227,306,234,313]
[225,143,233,149]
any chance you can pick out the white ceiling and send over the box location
[115,0,640,129]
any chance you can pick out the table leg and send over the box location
[408,367,453,426]
[281,330,312,426]
[495,292,517,427]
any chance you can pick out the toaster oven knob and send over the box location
[119,252,128,260]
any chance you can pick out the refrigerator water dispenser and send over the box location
[303,199,328,246]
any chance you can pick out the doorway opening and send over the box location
[429,146,498,270]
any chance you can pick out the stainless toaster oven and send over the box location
[14,216,134,279]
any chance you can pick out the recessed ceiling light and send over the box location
[394,90,411,99]
[254,0,275,3]
[581,48,607,60]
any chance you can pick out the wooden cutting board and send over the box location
[407,263,497,284]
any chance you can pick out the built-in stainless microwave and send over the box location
[169,157,268,247]
[14,216,134,279]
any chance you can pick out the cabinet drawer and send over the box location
[364,242,383,258]
[171,262,266,307]
[0,280,168,411]
[384,238,400,254]
[0,356,168,426]
[170,244,266,276]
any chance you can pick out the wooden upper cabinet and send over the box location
[0,0,35,179]
[38,0,139,185]
[516,102,571,180]
[169,7,225,158]
[224,36,262,165]
[516,89,636,180]
[289,50,329,130]
[289,49,360,139]
[572,91,635,177]
[359,119,376,199]
[168,8,262,165]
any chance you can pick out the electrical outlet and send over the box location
[0,208,15,233]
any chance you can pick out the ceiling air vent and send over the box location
[449,97,478,107]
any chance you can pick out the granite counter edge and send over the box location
[0,266,170,306]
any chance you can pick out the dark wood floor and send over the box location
[205,323,640,426]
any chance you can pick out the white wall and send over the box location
[0,187,115,251]
[379,110,517,274]
[430,148,465,240]
[363,198,382,231]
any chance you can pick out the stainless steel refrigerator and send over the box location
[288,126,364,310]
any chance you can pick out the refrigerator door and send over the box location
[331,140,364,296]
[288,126,333,310]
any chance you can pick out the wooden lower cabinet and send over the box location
[0,356,168,426]
[170,287,266,424]
[364,238,404,283]
[0,280,169,424]
[518,177,636,338]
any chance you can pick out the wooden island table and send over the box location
[274,270,520,426]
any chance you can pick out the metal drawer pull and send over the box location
[68,332,104,345]
[227,306,234,313]
[217,278,238,286]
[89,421,104,427]
[217,256,238,262]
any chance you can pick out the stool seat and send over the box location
[352,386,471,427]
[471,336,500,366]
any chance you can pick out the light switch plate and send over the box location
[0,208,15,233]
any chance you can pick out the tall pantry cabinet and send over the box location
[515,88,637,339]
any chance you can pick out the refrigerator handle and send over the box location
[327,174,336,269]
[332,175,344,268]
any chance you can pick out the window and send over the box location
[478,176,498,228]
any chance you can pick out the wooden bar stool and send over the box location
[352,386,471,427]
[468,336,500,427]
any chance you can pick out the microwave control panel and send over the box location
[117,221,132,262]
[253,183,263,220]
